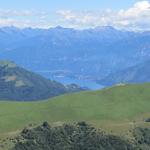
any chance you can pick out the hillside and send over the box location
[0,60,83,101]
[0,83,150,133]
[98,60,150,86]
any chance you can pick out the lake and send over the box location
[49,76,104,90]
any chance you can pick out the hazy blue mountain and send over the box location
[0,26,43,49]
[0,26,150,83]
[98,60,150,86]
[0,60,84,101]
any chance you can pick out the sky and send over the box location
[0,0,136,10]
[0,0,150,30]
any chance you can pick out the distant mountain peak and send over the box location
[94,26,116,31]
[55,25,64,29]
[0,26,21,33]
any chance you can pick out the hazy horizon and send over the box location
[0,0,150,31]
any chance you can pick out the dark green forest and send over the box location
[12,122,150,150]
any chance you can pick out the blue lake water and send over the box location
[49,76,104,90]
[37,71,104,90]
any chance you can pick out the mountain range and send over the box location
[0,26,150,85]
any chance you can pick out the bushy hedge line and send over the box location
[13,122,134,150]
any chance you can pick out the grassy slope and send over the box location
[0,83,150,134]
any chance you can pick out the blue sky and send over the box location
[0,0,150,30]
[0,0,137,10]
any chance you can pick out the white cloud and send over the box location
[0,9,50,28]
[0,1,150,30]
[57,1,150,31]
[119,1,150,18]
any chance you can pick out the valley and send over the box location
[1,0,150,149]
[1,26,150,88]
[1,26,150,149]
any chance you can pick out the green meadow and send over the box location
[0,83,150,135]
